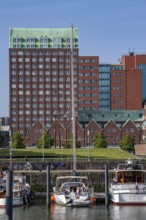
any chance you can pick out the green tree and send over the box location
[0,132,3,148]
[64,135,81,149]
[93,131,107,148]
[76,140,81,148]
[65,135,72,149]
[12,131,25,149]
[120,133,134,152]
[37,130,54,149]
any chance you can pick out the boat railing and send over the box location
[112,183,146,191]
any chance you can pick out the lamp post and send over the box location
[54,115,57,148]
[87,130,90,162]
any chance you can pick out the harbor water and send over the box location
[1,200,146,220]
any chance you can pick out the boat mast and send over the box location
[71,24,76,171]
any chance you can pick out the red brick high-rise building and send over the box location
[9,28,145,147]
[110,63,142,110]
[122,53,146,107]
[9,28,79,136]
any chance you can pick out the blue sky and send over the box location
[1,0,146,117]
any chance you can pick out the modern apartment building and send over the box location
[121,53,146,107]
[78,55,143,112]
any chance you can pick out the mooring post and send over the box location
[6,170,13,220]
[105,164,109,207]
[46,163,51,207]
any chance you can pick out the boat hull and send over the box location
[110,192,146,205]
[54,194,69,205]
[54,193,90,206]
[0,198,23,208]
[0,194,31,208]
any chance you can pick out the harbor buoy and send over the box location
[90,197,97,203]
[51,195,55,201]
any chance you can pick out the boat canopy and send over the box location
[55,176,89,187]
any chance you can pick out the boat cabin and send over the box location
[114,160,144,184]
[116,170,144,184]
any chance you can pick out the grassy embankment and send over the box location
[0,147,139,161]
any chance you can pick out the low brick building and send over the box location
[26,109,145,148]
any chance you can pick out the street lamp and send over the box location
[9,130,13,171]
[42,126,45,161]
[40,118,45,161]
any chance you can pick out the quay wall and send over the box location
[14,170,114,193]
[2,159,146,193]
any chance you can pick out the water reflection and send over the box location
[1,200,146,220]
[110,205,146,220]
[0,208,6,220]
[50,203,109,220]
[48,203,146,220]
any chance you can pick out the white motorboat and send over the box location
[110,159,146,205]
[53,175,93,206]
[0,173,33,208]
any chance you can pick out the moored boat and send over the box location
[110,159,146,205]
[53,175,93,206]
[52,25,94,207]
[0,173,33,208]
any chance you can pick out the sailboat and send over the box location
[52,25,93,207]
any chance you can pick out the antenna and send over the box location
[118,58,122,64]
[129,48,135,56]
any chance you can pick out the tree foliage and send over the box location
[65,135,72,149]
[76,140,81,148]
[93,131,107,148]
[64,135,81,149]
[12,131,25,149]
[120,133,134,152]
[37,130,54,149]
[0,132,3,148]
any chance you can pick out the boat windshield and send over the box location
[117,164,143,170]
[62,182,84,188]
